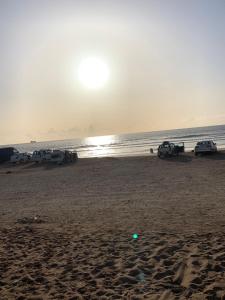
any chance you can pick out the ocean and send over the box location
[5,125,225,158]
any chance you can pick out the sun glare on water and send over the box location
[78,57,110,90]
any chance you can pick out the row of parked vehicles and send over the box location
[0,147,78,164]
[0,140,219,163]
[157,140,217,158]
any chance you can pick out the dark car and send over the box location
[157,141,185,158]
[0,147,19,163]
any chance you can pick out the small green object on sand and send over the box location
[132,233,139,239]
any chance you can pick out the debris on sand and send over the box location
[16,215,45,224]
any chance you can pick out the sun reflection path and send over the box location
[84,135,116,157]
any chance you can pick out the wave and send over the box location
[168,133,209,139]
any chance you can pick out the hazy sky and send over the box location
[1,0,225,144]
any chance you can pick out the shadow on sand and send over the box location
[200,151,225,161]
[22,161,76,170]
[159,154,192,163]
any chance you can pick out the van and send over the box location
[0,147,19,163]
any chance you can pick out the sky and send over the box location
[1,0,225,144]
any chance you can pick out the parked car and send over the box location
[31,149,53,163]
[64,150,78,163]
[10,152,31,163]
[0,147,19,163]
[50,150,78,164]
[157,141,184,158]
[194,140,217,155]
[50,150,65,164]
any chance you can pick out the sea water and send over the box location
[4,125,225,158]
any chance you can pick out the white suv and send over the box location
[194,140,217,156]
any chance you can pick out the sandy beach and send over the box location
[1,153,225,299]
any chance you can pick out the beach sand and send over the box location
[1,153,225,299]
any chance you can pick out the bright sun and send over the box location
[78,57,110,90]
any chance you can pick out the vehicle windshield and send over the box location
[197,141,211,145]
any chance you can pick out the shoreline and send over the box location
[2,124,225,159]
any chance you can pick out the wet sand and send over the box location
[1,153,225,299]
